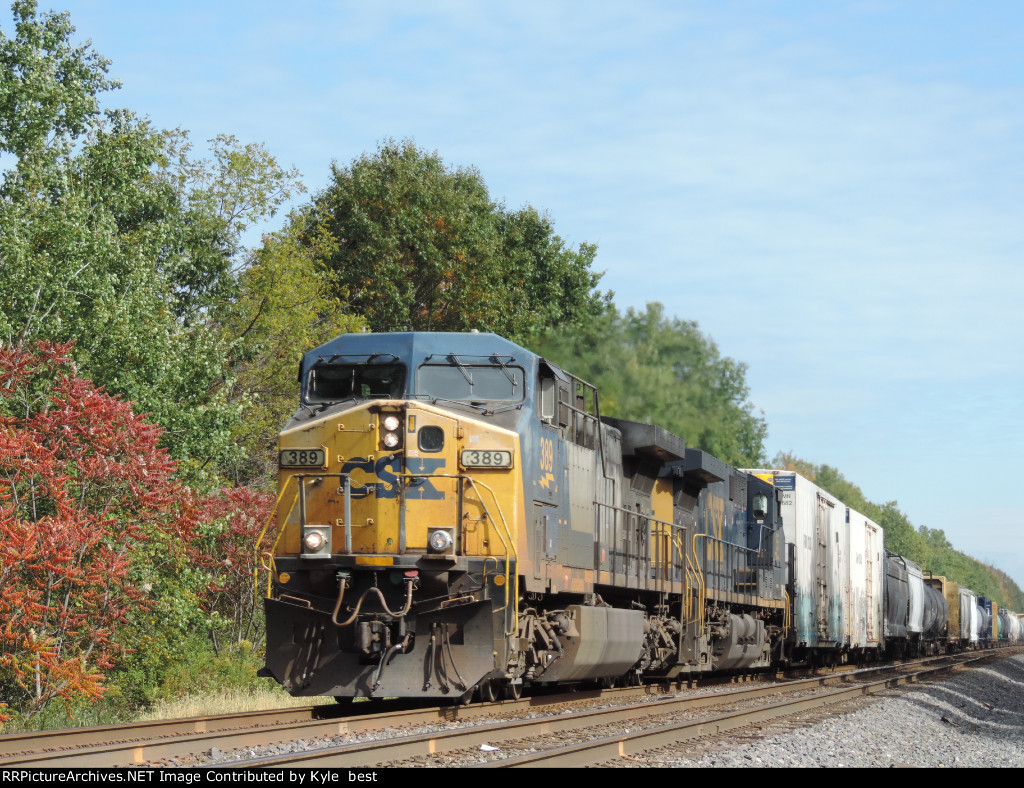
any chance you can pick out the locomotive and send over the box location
[257,331,1020,702]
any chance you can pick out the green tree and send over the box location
[0,2,302,481]
[214,222,363,486]
[300,139,607,339]
[0,0,117,159]
[531,303,767,467]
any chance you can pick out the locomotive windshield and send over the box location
[417,358,524,402]
[306,362,406,403]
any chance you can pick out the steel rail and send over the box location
[4,649,1013,768]
[0,685,657,768]
[474,661,982,767]
[217,654,997,768]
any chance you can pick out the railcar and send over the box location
[257,330,1018,702]
[743,469,884,665]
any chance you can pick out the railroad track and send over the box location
[0,685,653,767]
[228,652,1006,768]
[3,649,1013,768]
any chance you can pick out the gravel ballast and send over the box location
[187,652,1024,768]
[671,653,1024,768]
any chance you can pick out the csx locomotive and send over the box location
[258,331,1021,702]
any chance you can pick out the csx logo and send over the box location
[340,457,446,500]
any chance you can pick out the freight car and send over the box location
[257,331,1020,702]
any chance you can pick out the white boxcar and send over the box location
[845,507,884,651]
[744,470,882,656]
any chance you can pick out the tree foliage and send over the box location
[301,139,608,339]
[0,0,118,158]
[0,342,194,721]
[530,303,768,467]
[214,223,363,486]
[187,486,275,652]
[0,2,302,482]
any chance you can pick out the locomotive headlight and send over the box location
[428,528,453,553]
[301,525,332,559]
[380,414,401,449]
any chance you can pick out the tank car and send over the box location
[258,332,788,702]
[920,574,949,654]
[882,555,948,657]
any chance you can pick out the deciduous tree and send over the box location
[0,3,302,481]
[531,303,768,467]
[214,223,363,487]
[187,486,275,653]
[301,139,607,339]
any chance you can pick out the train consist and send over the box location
[258,331,1022,702]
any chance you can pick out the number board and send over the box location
[460,449,512,468]
[279,448,327,468]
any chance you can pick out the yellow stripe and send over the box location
[355,556,394,565]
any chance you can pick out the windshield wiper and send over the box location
[448,354,473,386]
[485,403,524,416]
[490,354,518,386]
[430,396,487,413]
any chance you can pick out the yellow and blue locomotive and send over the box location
[259,331,787,702]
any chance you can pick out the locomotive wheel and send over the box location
[503,681,523,700]
[456,686,476,705]
[479,679,499,703]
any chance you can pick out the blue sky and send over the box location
[17,1,1024,586]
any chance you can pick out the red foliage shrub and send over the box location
[0,342,192,720]
[189,485,275,650]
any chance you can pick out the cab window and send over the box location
[417,364,524,402]
[306,363,406,403]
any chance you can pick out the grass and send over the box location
[137,686,330,721]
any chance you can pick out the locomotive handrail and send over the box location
[254,473,354,602]
[254,473,304,603]
[592,502,685,594]
[685,554,705,628]
[255,469,518,633]
[690,531,781,631]
[396,472,519,637]
[461,476,519,637]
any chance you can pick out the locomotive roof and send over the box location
[304,331,535,370]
